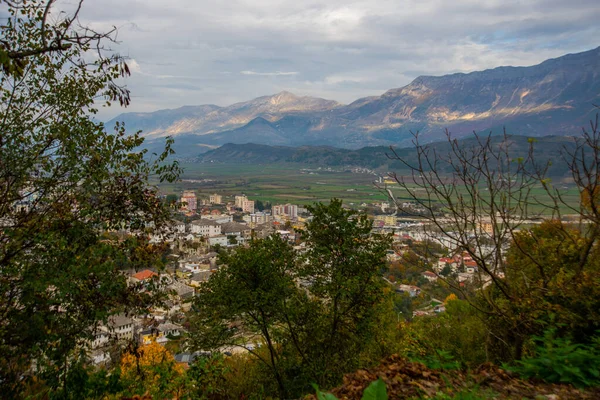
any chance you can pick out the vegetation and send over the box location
[3,1,600,399]
[383,123,600,382]
[0,0,179,396]
[188,199,393,398]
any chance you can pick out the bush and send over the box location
[506,330,600,388]
[402,299,489,368]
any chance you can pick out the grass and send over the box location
[155,162,582,214]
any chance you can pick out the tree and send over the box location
[120,341,187,398]
[188,199,393,397]
[189,235,297,398]
[166,193,179,205]
[0,0,180,396]
[295,199,392,384]
[385,121,600,361]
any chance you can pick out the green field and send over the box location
[156,162,582,214]
[157,163,393,205]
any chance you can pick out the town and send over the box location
[84,187,519,368]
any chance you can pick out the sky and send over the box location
[71,0,600,120]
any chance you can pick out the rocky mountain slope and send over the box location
[109,47,600,152]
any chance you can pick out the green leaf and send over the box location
[361,378,388,400]
[312,383,339,400]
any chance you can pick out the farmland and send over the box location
[157,162,582,214]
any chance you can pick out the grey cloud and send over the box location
[72,0,600,120]
[241,71,299,76]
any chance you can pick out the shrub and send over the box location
[506,330,600,388]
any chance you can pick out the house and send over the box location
[208,235,228,247]
[181,190,197,213]
[219,222,251,237]
[158,322,183,338]
[422,271,438,282]
[168,219,186,234]
[464,261,478,273]
[209,193,222,204]
[201,213,233,224]
[436,257,458,272]
[130,269,158,283]
[174,351,211,366]
[168,281,195,301]
[434,305,446,313]
[396,284,421,297]
[189,270,213,286]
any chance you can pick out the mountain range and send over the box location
[195,136,578,180]
[109,47,600,156]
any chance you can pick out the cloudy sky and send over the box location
[74,0,600,120]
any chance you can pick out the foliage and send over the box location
[386,121,600,363]
[185,353,231,399]
[119,341,186,398]
[506,330,600,388]
[313,378,388,400]
[0,0,180,396]
[403,300,489,368]
[189,199,393,398]
[295,199,392,383]
[189,234,296,397]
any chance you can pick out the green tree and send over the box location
[189,199,393,397]
[166,193,179,205]
[0,0,180,396]
[189,235,297,398]
[295,199,392,384]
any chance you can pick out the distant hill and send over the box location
[110,47,600,152]
[196,135,579,180]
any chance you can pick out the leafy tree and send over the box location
[255,199,265,211]
[189,199,393,397]
[0,0,180,396]
[386,119,600,361]
[166,193,179,205]
[120,341,187,398]
[295,199,392,384]
[189,234,297,398]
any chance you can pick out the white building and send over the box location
[273,203,298,219]
[190,219,222,237]
[208,235,228,247]
[250,212,271,225]
[201,214,233,224]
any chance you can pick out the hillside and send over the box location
[196,135,578,179]
[110,47,600,152]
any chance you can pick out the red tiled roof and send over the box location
[132,270,158,281]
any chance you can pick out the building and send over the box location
[181,190,197,213]
[422,271,438,282]
[234,195,247,209]
[249,212,271,225]
[209,193,222,205]
[272,203,298,219]
[168,219,186,234]
[208,235,228,247]
[242,199,255,213]
[190,219,222,237]
[234,195,255,213]
[130,269,158,283]
[201,214,233,224]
